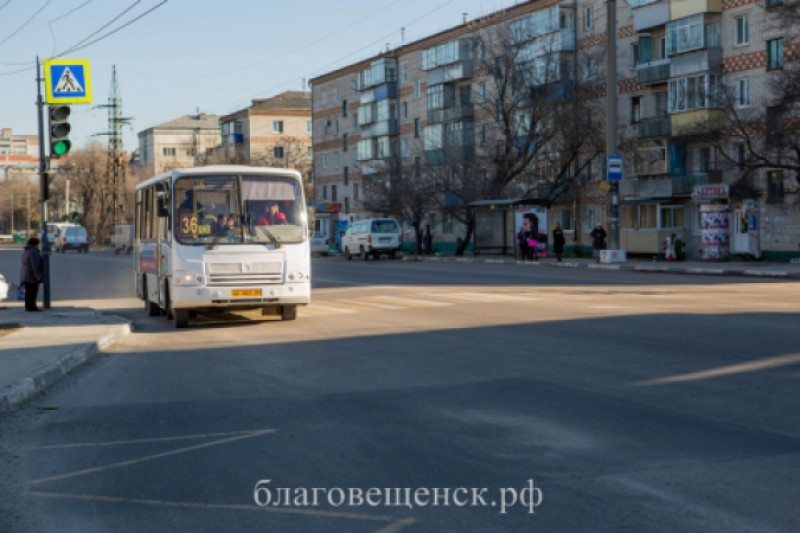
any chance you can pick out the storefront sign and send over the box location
[692,184,729,202]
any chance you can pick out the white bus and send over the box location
[134,165,311,328]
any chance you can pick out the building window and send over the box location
[274,146,284,159]
[443,213,454,233]
[332,185,338,202]
[734,16,748,46]
[333,152,340,168]
[631,96,642,123]
[480,125,487,144]
[353,181,359,201]
[343,133,348,151]
[414,80,421,98]
[273,121,284,134]
[163,147,176,157]
[735,78,750,108]
[735,143,747,169]
[343,166,349,185]
[631,43,638,69]
[479,82,487,102]
[306,120,312,133]
[558,208,573,231]
[401,138,409,156]
[414,118,420,138]
[660,205,684,228]
[767,38,784,69]
[322,185,327,200]
[584,6,593,30]
[333,119,339,134]
[344,197,350,214]
[668,74,721,112]
[414,156,421,177]
[402,101,408,119]
[767,170,784,203]
[342,100,348,117]
[186,148,196,157]
[321,153,328,169]
[402,65,408,83]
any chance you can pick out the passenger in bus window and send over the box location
[257,201,287,225]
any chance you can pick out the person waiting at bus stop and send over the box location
[257,201,287,225]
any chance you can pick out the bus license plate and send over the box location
[231,289,262,297]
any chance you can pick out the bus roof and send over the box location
[135,165,303,191]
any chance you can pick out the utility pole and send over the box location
[96,66,132,232]
[36,57,52,309]
[606,0,620,250]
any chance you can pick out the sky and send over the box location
[0,0,523,155]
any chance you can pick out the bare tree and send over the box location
[681,2,800,193]
[436,26,605,254]
[360,141,437,253]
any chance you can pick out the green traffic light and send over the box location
[52,140,71,156]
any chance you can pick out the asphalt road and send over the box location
[1,248,799,532]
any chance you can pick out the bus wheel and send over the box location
[281,305,297,321]
[144,280,160,316]
[174,308,189,328]
[345,247,352,260]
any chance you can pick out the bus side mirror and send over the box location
[157,198,170,218]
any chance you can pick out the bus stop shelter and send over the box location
[468,197,550,256]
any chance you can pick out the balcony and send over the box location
[425,145,474,167]
[427,104,474,125]
[426,61,473,86]
[672,172,717,195]
[636,59,670,85]
[670,48,722,77]
[671,0,721,19]
[632,0,669,32]
[359,119,398,139]
[359,82,397,105]
[638,116,670,138]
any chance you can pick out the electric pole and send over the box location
[97,66,132,232]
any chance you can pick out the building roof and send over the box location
[148,113,220,131]
[251,91,310,110]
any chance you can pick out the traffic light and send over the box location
[48,105,72,157]
[71,211,80,223]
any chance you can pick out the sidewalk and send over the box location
[0,305,131,415]
[2,255,798,415]
[416,254,800,279]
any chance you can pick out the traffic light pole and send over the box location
[36,57,51,309]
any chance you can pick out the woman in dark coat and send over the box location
[20,237,44,312]
[590,224,607,263]
[552,223,566,262]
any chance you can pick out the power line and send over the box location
[0,0,53,49]
[55,0,143,57]
[48,0,94,57]
[55,0,168,57]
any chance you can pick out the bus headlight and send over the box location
[287,270,306,281]
[174,270,204,286]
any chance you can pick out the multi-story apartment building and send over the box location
[313,0,799,260]
[216,91,312,176]
[137,114,221,177]
[619,0,800,260]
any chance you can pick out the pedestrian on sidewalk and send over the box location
[20,236,44,312]
[552,222,566,262]
[663,233,677,262]
[518,213,539,261]
[590,224,607,262]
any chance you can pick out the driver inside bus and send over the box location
[257,201,287,226]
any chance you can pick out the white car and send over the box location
[310,232,329,256]
[0,273,8,301]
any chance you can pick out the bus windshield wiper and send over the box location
[256,225,281,248]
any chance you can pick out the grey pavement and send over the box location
[1,255,799,416]
[0,304,131,415]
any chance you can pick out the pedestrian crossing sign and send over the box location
[44,58,92,104]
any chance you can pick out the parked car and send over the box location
[111,224,134,255]
[54,224,90,253]
[310,232,329,256]
[341,218,402,260]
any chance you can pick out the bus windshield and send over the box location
[174,174,306,246]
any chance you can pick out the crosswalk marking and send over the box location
[365,295,451,307]
[333,298,404,310]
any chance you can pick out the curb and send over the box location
[0,321,132,415]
